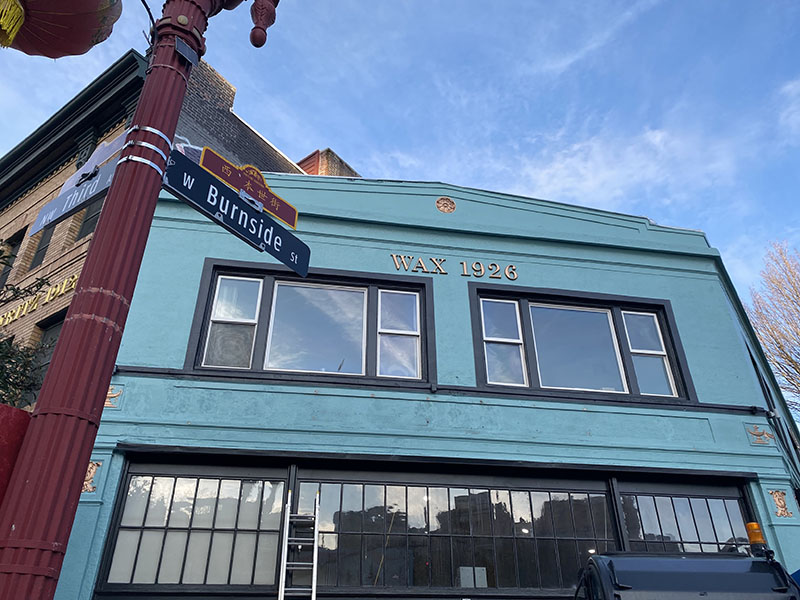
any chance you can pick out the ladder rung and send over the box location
[279,490,319,600]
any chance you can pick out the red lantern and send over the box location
[0,0,122,58]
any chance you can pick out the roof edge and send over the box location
[0,49,147,210]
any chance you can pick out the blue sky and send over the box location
[1,1,799,299]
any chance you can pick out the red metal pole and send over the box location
[0,1,278,598]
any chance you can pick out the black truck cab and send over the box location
[575,553,800,600]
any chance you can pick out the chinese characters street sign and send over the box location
[200,146,298,229]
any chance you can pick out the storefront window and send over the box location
[106,472,284,585]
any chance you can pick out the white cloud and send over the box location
[530,0,663,76]
[779,78,800,142]
[508,127,743,211]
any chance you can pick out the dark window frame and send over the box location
[294,477,617,591]
[617,480,751,555]
[76,196,105,240]
[94,454,754,599]
[184,259,437,389]
[28,309,67,404]
[29,224,54,270]
[468,282,698,406]
[0,228,26,288]
[95,462,289,595]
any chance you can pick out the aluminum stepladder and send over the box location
[278,489,320,600]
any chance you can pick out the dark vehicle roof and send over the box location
[590,554,800,600]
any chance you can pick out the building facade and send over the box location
[44,164,800,598]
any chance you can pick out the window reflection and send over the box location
[622,493,749,554]
[304,480,615,592]
[531,305,626,393]
[266,283,366,375]
[107,474,284,586]
[378,290,420,378]
[203,277,261,369]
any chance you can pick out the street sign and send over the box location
[163,150,310,277]
[29,158,116,236]
[60,129,127,193]
[200,146,299,229]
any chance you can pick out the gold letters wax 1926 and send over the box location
[390,254,518,281]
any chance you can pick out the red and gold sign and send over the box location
[200,147,298,229]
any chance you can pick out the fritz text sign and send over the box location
[0,272,80,328]
[164,150,310,277]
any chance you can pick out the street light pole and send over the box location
[0,1,279,598]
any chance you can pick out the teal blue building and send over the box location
[55,167,800,599]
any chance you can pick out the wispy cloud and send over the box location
[508,126,745,211]
[528,0,663,76]
[779,78,800,142]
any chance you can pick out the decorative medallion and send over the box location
[768,490,793,518]
[82,461,102,493]
[746,424,775,445]
[105,385,122,408]
[435,196,456,213]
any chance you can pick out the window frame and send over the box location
[94,454,754,599]
[28,309,67,404]
[201,275,264,370]
[480,298,528,388]
[264,280,369,376]
[529,302,629,395]
[29,224,54,270]
[615,480,752,555]
[76,195,105,240]
[621,310,677,397]
[377,289,423,379]
[0,228,25,288]
[95,461,289,595]
[185,260,437,388]
[469,282,697,405]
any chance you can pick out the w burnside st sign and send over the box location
[163,150,310,277]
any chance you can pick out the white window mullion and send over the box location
[378,289,421,379]
[202,276,263,369]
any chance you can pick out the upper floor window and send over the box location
[29,224,54,270]
[76,196,104,240]
[0,229,25,288]
[474,285,690,401]
[193,265,431,383]
[202,276,262,369]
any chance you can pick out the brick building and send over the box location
[0,49,346,402]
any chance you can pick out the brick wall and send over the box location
[176,61,302,174]
[0,122,127,346]
[297,148,361,177]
